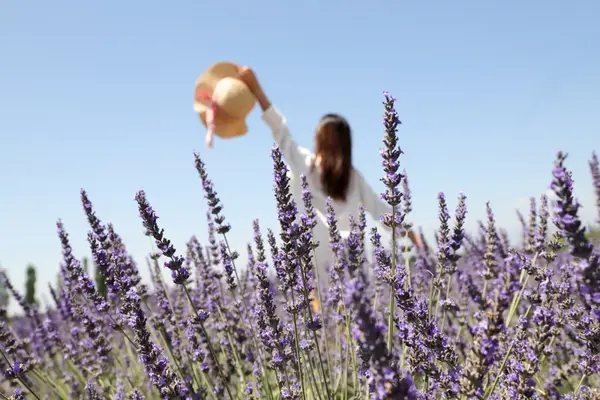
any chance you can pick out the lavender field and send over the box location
[1,92,599,400]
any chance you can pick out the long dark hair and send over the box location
[312,113,352,202]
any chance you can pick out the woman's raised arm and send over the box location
[239,66,313,176]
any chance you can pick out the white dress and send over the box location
[262,105,395,290]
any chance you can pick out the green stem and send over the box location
[199,370,220,400]
[574,374,586,396]
[112,355,136,390]
[484,304,534,399]
[223,235,244,294]
[222,244,275,400]
[305,352,324,400]
[17,376,42,400]
[342,342,349,400]
[537,333,556,367]
[387,208,398,353]
[505,254,538,328]
[149,259,203,390]
[214,291,248,385]
[427,270,436,320]
[440,275,452,332]
[400,342,407,370]
[312,248,334,387]
[298,258,331,399]
[289,289,307,400]
[31,369,71,400]
[339,295,359,392]
[403,231,412,289]
[183,287,235,400]
[481,280,489,305]
[433,283,442,321]
[506,275,530,328]
[156,324,195,391]
[0,348,41,400]
[373,288,380,312]
[399,236,411,371]
[483,340,513,399]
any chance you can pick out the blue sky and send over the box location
[1,0,599,309]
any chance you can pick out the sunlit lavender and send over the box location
[1,92,599,400]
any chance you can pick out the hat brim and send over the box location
[198,110,248,139]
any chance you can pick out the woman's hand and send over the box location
[237,66,271,112]
[237,66,262,96]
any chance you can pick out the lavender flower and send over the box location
[271,144,306,398]
[121,287,188,399]
[220,242,237,291]
[1,89,599,400]
[401,169,412,220]
[194,153,231,234]
[347,270,417,400]
[589,151,600,224]
[135,190,190,285]
[379,91,405,228]
[551,152,593,259]
[526,197,537,253]
[551,152,600,298]
[56,220,109,312]
[8,388,25,400]
[85,380,106,400]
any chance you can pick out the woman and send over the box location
[237,66,422,294]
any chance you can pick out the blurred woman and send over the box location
[237,66,422,303]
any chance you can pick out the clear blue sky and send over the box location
[1,0,599,309]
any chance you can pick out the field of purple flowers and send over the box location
[1,92,599,400]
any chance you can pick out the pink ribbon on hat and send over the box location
[195,89,218,148]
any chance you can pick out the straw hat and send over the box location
[193,62,257,147]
